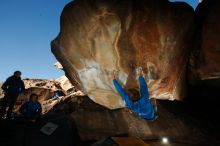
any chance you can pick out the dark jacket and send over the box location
[19,100,42,120]
[1,75,25,96]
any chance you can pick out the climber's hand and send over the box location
[112,70,117,79]
[137,67,144,77]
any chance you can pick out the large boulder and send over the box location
[51,0,195,109]
[55,75,75,93]
[54,96,208,145]
[191,0,220,80]
[54,62,76,93]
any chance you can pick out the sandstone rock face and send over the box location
[191,0,220,80]
[54,62,75,93]
[55,96,207,144]
[23,78,61,90]
[13,79,63,113]
[54,62,64,70]
[55,75,74,93]
[1,77,74,114]
[18,78,63,101]
[15,87,55,113]
[51,0,195,109]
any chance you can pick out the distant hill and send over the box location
[0,81,3,99]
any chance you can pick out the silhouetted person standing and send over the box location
[0,71,25,119]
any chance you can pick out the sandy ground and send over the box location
[0,112,74,146]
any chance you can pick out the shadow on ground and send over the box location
[0,79,220,146]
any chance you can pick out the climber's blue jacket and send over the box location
[113,76,156,120]
[19,100,42,120]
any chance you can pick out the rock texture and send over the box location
[51,0,195,109]
[54,96,207,145]
[1,77,75,113]
[191,0,220,80]
[55,75,75,93]
[17,78,64,102]
[23,78,61,90]
[54,62,64,70]
[54,62,76,93]
[12,79,63,113]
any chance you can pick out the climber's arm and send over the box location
[113,79,133,107]
[139,76,149,99]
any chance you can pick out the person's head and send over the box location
[127,88,140,102]
[30,93,38,102]
[14,71,22,78]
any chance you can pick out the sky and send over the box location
[0,0,71,81]
[0,0,198,81]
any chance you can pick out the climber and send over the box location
[19,93,42,122]
[52,90,65,100]
[112,68,157,121]
[0,71,25,120]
